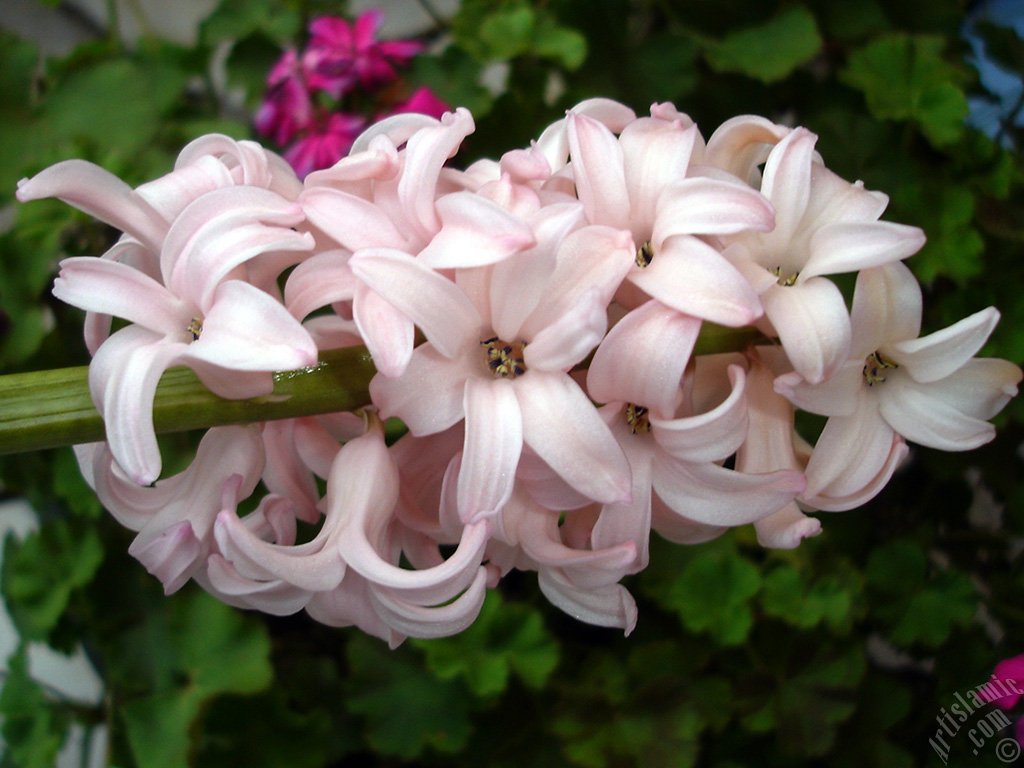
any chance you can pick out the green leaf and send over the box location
[453,0,586,69]
[345,635,474,758]
[117,591,273,768]
[866,540,977,647]
[741,646,866,757]
[479,5,537,61]
[409,48,495,119]
[39,58,189,158]
[895,182,984,285]
[412,591,559,696]
[2,518,104,641]
[200,0,300,45]
[624,33,700,105]
[703,6,823,83]
[661,541,762,645]
[533,15,588,70]
[761,563,861,633]
[0,645,70,768]
[841,34,969,147]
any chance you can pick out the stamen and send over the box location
[770,265,799,286]
[635,240,654,268]
[187,317,203,341]
[624,402,651,434]
[862,351,898,386]
[481,337,527,378]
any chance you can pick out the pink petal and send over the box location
[802,221,925,280]
[653,176,775,241]
[134,155,236,222]
[520,225,634,338]
[299,187,408,251]
[651,363,750,460]
[907,358,1022,422]
[803,401,898,501]
[284,249,359,320]
[489,202,584,340]
[398,108,476,240]
[353,282,415,378]
[459,378,523,522]
[591,444,653,572]
[587,299,700,418]
[185,280,318,372]
[759,128,817,245]
[879,375,1001,451]
[17,160,166,249]
[618,117,698,236]
[566,113,631,229]
[653,456,806,526]
[129,520,202,594]
[369,345,476,435]
[517,372,631,504]
[753,505,822,549]
[89,326,188,484]
[761,277,851,384]
[538,567,638,634]
[804,434,908,513]
[704,115,790,185]
[204,555,313,616]
[523,287,607,372]
[349,248,481,358]
[417,191,536,268]
[369,567,489,639]
[774,363,862,418]
[53,257,187,334]
[628,235,763,327]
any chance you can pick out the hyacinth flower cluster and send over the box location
[15,98,1022,645]
[256,10,449,179]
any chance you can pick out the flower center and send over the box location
[635,240,654,269]
[769,265,799,286]
[187,317,203,341]
[481,337,526,378]
[862,351,898,386]
[624,402,651,434]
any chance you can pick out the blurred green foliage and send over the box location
[1,0,1023,766]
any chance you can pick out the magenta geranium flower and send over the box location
[304,11,424,98]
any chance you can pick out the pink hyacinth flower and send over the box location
[776,261,1021,508]
[49,185,317,483]
[74,426,265,594]
[366,223,636,523]
[714,125,926,384]
[564,107,775,328]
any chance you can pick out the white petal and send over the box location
[761,277,851,384]
[891,307,1000,384]
[850,261,922,358]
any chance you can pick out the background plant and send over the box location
[1,0,1023,766]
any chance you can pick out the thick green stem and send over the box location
[0,324,766,456]
[0,347,376,455]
